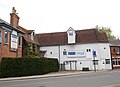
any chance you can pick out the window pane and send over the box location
[93,60,98,65]
[18,36,21,46]
[69,31,73,36]
[116,47,120,54]
[105,59,110,64]
[115,59,118,65]
[118,60,120,65]
[113,61,115,65]
[63,51,67,55]
[4,31,8,43]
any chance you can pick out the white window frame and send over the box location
[4,30,8,44]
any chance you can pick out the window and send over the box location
[62,61,68,65]
[0,31,2,43]
[4,31,8,44]
[63,49,67,55]
[89,49,91,52]
[87,49,88,52]
[18,36,22,46]
[29,35,32,39]
[113,58,120,65]
[93,60,98,65]
[105,59,110,64]
[113,59,115,65]
[69,31,73,36]
[50,52,52,54]
[118,59,120,65]
[115,47,120,54]
[33,32,35,36]
[87,49,91,52]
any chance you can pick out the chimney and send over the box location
[10,7,20,28]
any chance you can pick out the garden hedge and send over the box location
[0,58,59,78]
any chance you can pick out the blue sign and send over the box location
[68,52,75,55]
[67,51,85,57]
[93,51,97,57]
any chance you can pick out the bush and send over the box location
[0,58,59,78]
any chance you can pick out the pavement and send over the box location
[103,84,120,87]
[0,70,94,81]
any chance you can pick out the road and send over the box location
[0,70,120,87]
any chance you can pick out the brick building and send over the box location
[0,7,39,59]
[0,8,24,59]
[18,26,39,57]
[110,40,120,69]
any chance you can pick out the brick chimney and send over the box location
[10,7,20,28]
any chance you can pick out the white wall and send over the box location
[40,46,59,60]
[40,43,112,70]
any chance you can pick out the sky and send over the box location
[0,0,120,37]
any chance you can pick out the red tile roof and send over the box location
[18,26,34,34]
[35,29,108,46]
[110,40,120,46]
[18,26,39,45]
[27,30,34,34]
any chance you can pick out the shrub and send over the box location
[0,58,59,78]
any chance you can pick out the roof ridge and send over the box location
[36,28,95,35]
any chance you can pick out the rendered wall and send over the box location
[40,43,112,70]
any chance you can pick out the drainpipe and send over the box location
[110,46,113,70]
[0,44,2,62]
[58,45,60,70]
[0,30,3,61]
[16,35,19,58]
[16,48,18,58]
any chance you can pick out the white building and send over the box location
[36,28,112,70]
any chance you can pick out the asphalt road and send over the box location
[0,70,120,87]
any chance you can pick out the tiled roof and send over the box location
[0,18,24,34]
[18,26,39,45]
[27,30,34,34]
[18,26,34,34]
[0,18,9,24]
[110,40,120,46]
[23,34,39,45]
[18,26,27,33]
[35,29,109,46]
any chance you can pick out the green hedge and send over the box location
[0,58,59,78]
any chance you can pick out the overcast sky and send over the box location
[0,0,120,37]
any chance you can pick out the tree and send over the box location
[94,25,116,40]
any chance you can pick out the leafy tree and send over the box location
[94,25,117,40]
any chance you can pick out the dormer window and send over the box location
[29,34,32,39]
[69,31,73,36]
[29,31,35,41]
[33,32,35,36]
[67,27,76,44]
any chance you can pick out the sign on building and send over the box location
[11,30,18,51]
[92,50,97,57]
[67,50,86,58]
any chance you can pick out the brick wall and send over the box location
[0,29,22,59]
[110,46,120,58]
